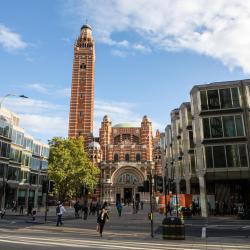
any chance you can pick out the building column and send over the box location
[25,188,30,209]
[185,178,191,194]
[34,186,39,209]
[198,175,208,218]
[176,179,180,195]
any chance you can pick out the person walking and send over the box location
[97,203,109,237]
[56,201,66,226]
[116,201,122,217]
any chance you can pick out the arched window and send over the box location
[114,153,119,162]
[136,153,141,162]
[125,153,130,162]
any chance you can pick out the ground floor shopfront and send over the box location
[0,181,44,209]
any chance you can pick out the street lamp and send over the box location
[0,93,28,210]
[0,94,28,109]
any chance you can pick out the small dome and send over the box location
[88,141,101,150]
[81,24,92,31]
[103,115,111,122]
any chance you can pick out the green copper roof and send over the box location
[113,122,138,128]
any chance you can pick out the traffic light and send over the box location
[48,180,55,193]
[42,180,48,193]
[155,176,163,193]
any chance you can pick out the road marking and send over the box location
[0,234,250,250]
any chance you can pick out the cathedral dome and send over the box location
[81,24,92,31]
[113,122,138,128]
[88,141,101,150]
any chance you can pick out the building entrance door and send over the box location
[124,188,132,204]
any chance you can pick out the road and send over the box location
[0,204,249,249]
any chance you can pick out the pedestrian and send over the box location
[74,201,80,218]
[83,203,88,220]
[97,204,109,237]
[19,205,24,215]
[32,209,36,221]
[116,201,122,217]
[56,201,66,226]
[0,209,5,219]
[27,203,33,216]
[96,201,101,218]
[140,201,144,210]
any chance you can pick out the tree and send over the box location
[48,137,100,201]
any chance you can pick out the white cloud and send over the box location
[132,43,151,54]
[22,83,71,98]
[25,83,50,94]
[65,0,250,73]
[19,114,68,139]
[111,49,127,57]
[0,24,28,51]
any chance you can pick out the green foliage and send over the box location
[48,137,100,200]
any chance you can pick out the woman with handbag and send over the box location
[97,203,109,237]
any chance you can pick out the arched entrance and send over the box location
[110,166,145,203]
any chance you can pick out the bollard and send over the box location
[201,227,206,238]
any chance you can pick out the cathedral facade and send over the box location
[69,24,162,203]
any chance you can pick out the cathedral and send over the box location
[68,24,162,203]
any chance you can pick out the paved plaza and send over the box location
[0,204,250,249]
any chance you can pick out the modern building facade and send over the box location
[0,107,49,210]
[162,80,250,217]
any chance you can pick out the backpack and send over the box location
[56,205,60,214]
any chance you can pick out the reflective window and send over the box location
[29,173,37,185]
[231,88,240,107]
[226,145,240,167]
[12,130,24,146]
[31,157,41,170]
[220,89,232,108]
[33,143,41,155]
[200,91,208,110]
[210,117,223,138]
[235,115,244,136]
[10,148,22,163]
[24,137,33,151]
[7,166,20,181]
[207,90,220,109]
[223,116,236,137]
[0,119,12,138]
[0,141,10,158]
[203,118,210,138]
[213,146,226,168]
[0,163,5,178]
[205,147,213,168]
[41,160,48,170]
[200,87,240,110]
[239,144,248,167]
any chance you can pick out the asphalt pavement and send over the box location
[0,204,250,249]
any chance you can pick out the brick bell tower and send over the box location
[68,24,95,145]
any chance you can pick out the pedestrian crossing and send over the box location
[0,232,249,250]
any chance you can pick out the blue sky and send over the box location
[0,0,249,143]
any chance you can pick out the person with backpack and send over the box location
[56,201,66,226]
[97,203,109,237]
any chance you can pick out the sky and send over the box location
[0,0,249,143]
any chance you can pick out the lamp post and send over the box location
[0,94,28,109]
[0,94,28,210]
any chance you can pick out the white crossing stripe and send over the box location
[0,234,250,250]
